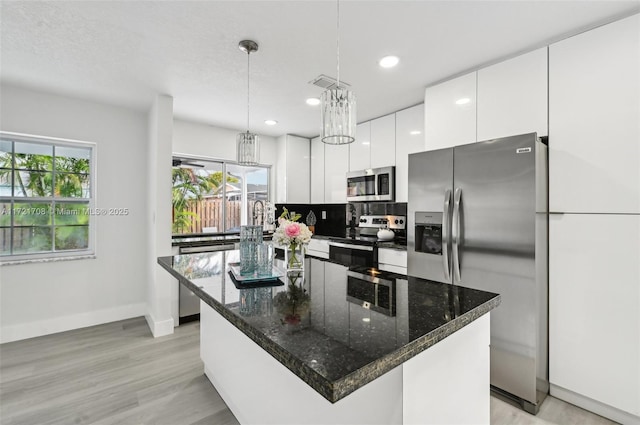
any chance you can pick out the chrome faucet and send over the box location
[252,200,264,225]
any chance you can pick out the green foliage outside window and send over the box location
[0,138,92,257]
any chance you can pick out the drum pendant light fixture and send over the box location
[320,0,356,145]
[237,40,260,165]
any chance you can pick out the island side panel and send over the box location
[403,313,491,425]
[200,300,404,425]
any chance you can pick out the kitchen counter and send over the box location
[171,231,273,249]
[312,233,408,251]
[158,250,500,424]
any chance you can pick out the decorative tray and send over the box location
[228,262,285,288]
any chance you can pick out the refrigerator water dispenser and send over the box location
[414,212,443,255]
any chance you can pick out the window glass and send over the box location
[171,157,269,235]
[55,146,91,198]
[0,134,94,260]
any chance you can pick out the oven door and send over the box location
[328,241,376,268]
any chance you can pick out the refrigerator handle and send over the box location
[442,189,452,281]
[452,188,462,283]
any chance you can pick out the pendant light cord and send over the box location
[336,0,340,88]
[247,50,251,133]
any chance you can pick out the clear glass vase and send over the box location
[284,242,304,272]
[239,225,263,275]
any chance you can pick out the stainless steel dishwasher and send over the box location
[178,243,235,324]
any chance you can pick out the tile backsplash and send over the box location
[275,203,407,237]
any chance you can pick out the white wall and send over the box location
[172,119,278,203]
[145,95,175,337]
[0,84,149,343]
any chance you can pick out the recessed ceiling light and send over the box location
[455,98,471,105]
[306,97,320,106]
[362,317,371,323]
[264,120,278,126]
[379,55,399,68]
[410,130,422,135]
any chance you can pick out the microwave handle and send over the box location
[374,174,379,197]
[442,189,451,281]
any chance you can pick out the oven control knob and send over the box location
[360,218,366,223]
[394,219,399,224]
[400,219,404,224]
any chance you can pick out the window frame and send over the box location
[0,131,97,263]
[171,153,271,234]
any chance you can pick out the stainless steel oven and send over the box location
[346,268,396,316]
[346,166,395,202]
[328,241,377,268]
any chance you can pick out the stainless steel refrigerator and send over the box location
[408,133,548,414]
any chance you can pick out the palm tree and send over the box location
[172,169,238,234]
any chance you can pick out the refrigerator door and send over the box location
[452,133,542,406]
[408,148,453,283]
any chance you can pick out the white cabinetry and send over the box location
[276,135,310,203]
[324,144,349,203]
[307,238,329,260]
[477,47,548,141]
[350,122,371,171]
[395,104,425,202]
[549,14,640,214]
[424,72,476,150]
[378,248,407,275]
[370,114,396,169]
[310,136,325,203]
[549,214,639,423]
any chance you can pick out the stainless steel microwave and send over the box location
[346,166,395,202]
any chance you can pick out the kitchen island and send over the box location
[158,251,500,425]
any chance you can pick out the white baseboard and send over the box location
[0,302,147,344]
[144,311,175,338]
[550,384,640,425]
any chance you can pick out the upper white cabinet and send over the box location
[477,47,548,141]
[424,72,477,150]
[310,136,324,203]
[395,104,425,202]
[549,14,640,214]
[324,143,349,203]
[275,135,310,203]
[370,114,396,169]
[549,213,640,421]
[350,122,371,171]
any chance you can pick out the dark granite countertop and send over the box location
[157,251,500,403]
[172,232,273,248]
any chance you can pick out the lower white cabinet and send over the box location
[307,238,329,260]
[549,213,640,423]
[378,248,407,275]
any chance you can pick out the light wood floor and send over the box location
[0,317,618,425]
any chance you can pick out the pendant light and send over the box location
[237,40,260,165]
[321,0,356,145]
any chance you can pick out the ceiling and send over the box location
[2,1,639,139]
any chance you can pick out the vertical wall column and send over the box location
[146,94,175,337]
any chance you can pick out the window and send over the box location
[0,132,95,261]
[172,156,270,234]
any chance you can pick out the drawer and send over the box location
[378,248,407,268]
